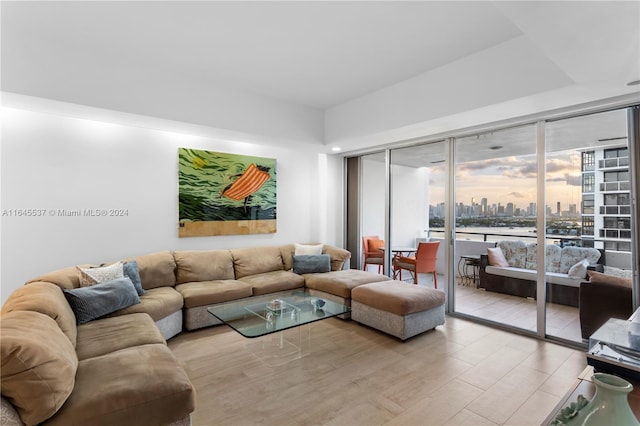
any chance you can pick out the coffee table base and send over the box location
[244,325,312,367]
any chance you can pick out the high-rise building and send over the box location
[506,202,514,216]
[581,145,631,252]
[556,201,561,215]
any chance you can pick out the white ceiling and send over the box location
[2,1,640,151]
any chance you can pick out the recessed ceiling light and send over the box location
[430,159,445,164]
[331,147,341,152]
[489,145,503,150]
[626,80,640,86]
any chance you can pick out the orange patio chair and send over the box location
[362,236,385,274]
[394,241,440,288]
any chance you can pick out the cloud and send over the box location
[507,192,526,198]
[564,173,581,186]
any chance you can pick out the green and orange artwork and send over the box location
[178,148,276,226]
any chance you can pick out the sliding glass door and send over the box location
[346,105,638,345]
[453,124,538,333]
[389,141,447,289]
[545,109,633,343]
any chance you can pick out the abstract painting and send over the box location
[178,148,277,237]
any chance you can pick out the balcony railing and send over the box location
[599,157,629,169]
[600,181,631,192]
[600,205,631,215]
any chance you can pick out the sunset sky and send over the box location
[429,151,583,211]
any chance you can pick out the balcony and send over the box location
[600,205,631,215]
[598,157,629,169]
[600,181,631,192]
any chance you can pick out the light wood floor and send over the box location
[168,315,587,425]
[394,271,582,343]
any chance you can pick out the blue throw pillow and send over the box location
[293,254,331,274]
[123,261,145,296]
[63,277,140,324]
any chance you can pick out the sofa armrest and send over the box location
[587,264,604,273]
[322,245,352,271]
[579,281,633,339]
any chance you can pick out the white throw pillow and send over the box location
[77,261,124,287]
[294,243,323,256]
[568,259,590,279]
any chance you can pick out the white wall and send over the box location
[360,156,386,239]
[391,164,429,248]
[1,104,343,303]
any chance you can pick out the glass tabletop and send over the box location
[207,289,350,338]
[588,318,640,369]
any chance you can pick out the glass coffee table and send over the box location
[208,289,350,366]
[207,289,350,338]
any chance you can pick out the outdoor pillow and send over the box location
[293,254,331,274]
[568,259,590,279]
[63,277,140,324]
[123,261,145,296]
[77,261,124,287]
[487,247,509,267]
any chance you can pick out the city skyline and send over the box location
[427,151,583,209]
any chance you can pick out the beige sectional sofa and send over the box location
[1,243,389,426]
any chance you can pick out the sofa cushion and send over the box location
[558,247,601,274]
[174,249,235,283]
[545,272,582,287]
[176,280,253,308]
[279,244,296,271]
[485,265,535,282]
[588,270,632,288]
[63,278,141,324]
[231,246,284,279]
[43,344,195,426]
[497,240,527,268]
[1,281,77,347]
[304,270,391,298]
[1,311,78,426]
[76,313,165,361]
[107,286,183,322]
[293,254,331,274]
[525,244,564,272]
[238,270,305,296]
[352,280,445,316]
[26,265,93,289]
[123,250,176,289]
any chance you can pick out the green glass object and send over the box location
[570,373,639,426]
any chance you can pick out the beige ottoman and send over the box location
[303,269,391,318]
[351,280,445,340]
